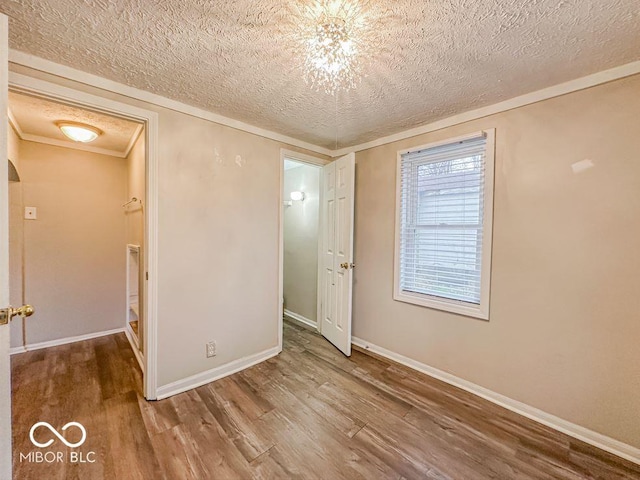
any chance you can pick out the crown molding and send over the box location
[7,107,23,137]
[332,60,640,156]
[9,50,640,159]
[123,123,144,158]
[8,49,334,157]
[19,132,128,158]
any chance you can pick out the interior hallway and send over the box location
[11,321,640,479]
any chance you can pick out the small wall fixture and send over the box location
[290,191,305,201]
[56,121,102,143]
[122,197,143,208]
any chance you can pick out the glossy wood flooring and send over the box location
[12,320,640,479]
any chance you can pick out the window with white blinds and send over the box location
[394,131,494,319]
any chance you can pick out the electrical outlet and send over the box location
[206,341,216,358]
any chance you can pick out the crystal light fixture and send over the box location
[298,1,370,95]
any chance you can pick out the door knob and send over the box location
[0,305,35,325]
[340,263,355,270]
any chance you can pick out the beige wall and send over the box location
[353,74,640,449]
[8,124,23,347]
[12,61,637,451]
[11,140,127,346]
[7,121,18,166]
[126,132,145,248]
[283,164,320,323]
[156,109,287,385]
[7,63,329,387]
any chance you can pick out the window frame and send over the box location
[393,129,496,320]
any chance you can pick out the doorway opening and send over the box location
[282,158,322,331]
[8,88,146,363]
[6,74,159,399]
[278,149,356,358]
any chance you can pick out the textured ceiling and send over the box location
[9,91,141,153]
[2,0,639,149]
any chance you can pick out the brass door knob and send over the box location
[340,263,356,270]
[13,305,35,318]
[0,305,35,325]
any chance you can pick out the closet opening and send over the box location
[7,88,148,382]
[278,150,356,356]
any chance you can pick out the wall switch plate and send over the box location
[24,207,37,220]
[206,341,216,358]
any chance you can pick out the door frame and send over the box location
[1,14,11,477]
[278,149,330,352]
[8,72,160,400]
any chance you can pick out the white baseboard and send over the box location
[283,309,317,330]
[9,328,126,355]
[124,326,145,373]
[125,321,140,349]
[156,346,280,400]
[351,336,640,466]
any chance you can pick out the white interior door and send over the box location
[0,14,12,479]
[319,153,355,356]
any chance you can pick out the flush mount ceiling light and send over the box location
[56,121,102,143]
[296,0,378,95]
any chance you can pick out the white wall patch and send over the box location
[571,159,595,173]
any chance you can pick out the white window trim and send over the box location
[393,129,495,320]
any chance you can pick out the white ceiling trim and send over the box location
[8,49,334,157]
[21,133,128,158]
[334,60,640,156]
[123,123,144,158]
[8,105,133,158]
[9,49,640,159]
[7,108,23,137]
[16,131,127,158]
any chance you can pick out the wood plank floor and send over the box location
[12,320,640,479]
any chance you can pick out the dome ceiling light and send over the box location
[56,121,102,143]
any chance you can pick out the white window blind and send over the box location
[398,134,488,307]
